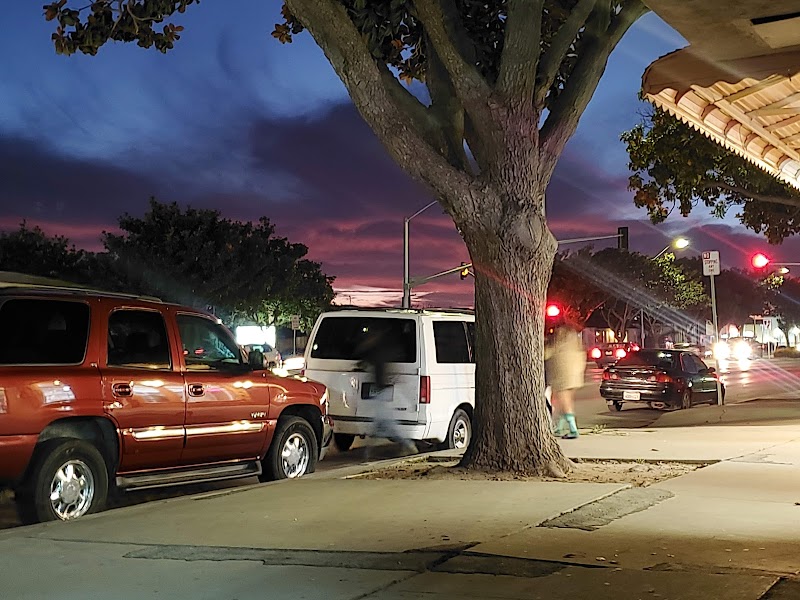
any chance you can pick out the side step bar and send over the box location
[116,460,262,491]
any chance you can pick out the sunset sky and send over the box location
[2,2,797,308]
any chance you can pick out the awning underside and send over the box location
[642,48,800,191]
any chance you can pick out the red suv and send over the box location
[0,285,332,523]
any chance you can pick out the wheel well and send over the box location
[456,403,473,422]
[36,417,119,474]
[279,404,323,447]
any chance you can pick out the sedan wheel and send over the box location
[681,389,692,410]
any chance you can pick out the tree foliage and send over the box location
[0,202,334,330]
[622,107,800,244]
[104,199,335,328]
[40,0,648,475]
[556,248,707,339]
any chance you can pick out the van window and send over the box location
[433,321,470,364]
[466,321,476,362]
[0,298,90,365]
[310,317,416,362]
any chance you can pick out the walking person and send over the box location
[545,325,586,439]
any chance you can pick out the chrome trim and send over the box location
[127,426,185,441]
[185,421,265,436]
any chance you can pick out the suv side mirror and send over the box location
[248,349,265,370]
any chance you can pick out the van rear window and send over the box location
[310,317,416,362]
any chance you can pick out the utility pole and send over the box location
[703,251,723,405]
[403,201,438,308]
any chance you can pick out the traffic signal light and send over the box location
[617,226,629,251]
[460,262,470,280]
[752,253,770,269]
[546,304,561,318]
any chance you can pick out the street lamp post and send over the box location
[643,237,690,346]
[403,200,438,309]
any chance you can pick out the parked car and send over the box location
[304,308,474,452]
[588,342,639,367]
[0,284,332,523]
[599,349,724,411]
[244,343,282,369]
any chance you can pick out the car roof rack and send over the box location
[0,272,163,303]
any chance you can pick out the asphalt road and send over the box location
[2,357,798,530]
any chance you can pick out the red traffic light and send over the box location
[752,253,770,269]
[546,304,561,318]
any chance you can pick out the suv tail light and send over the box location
[419,376,431,404]
[590,348,602,359]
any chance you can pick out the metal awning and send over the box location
[642,48,800,190]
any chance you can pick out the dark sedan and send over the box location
[600,349,724,411]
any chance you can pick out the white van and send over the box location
[303,309,475,451]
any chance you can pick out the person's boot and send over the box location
[562,413,579,439]
[551,413,563,436]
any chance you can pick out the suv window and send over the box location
[433,321,471,364]
[0,298,90,365]
[108,310,171,370]
[310,317,416,362]
[177,314,242,371]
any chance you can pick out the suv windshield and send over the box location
[310,316,416,362]
[0,298,90,365]
[615,350,677,370]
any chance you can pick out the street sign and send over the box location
[290,315,301,331]
[749,314,763,320]
[702,251,720,276]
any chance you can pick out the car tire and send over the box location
[261,416,318,482]
[612,401,623,412]
[15,439,109,524]
[440,409,471,451]
[333,433,355,452]
[681,389,692,410]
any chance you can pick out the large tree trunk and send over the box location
[458,192,571,476]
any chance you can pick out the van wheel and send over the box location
[16,439,109,524]
[333,433,355,452]
[441,409,471,450]
[261,417,318,481]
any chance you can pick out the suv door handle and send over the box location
[112,383,133,397]
[187,383,205,397]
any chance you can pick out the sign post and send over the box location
[290,315,301,356]
[702,251,723,405]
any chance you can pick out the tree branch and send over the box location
[426,38,473,173]
[286,0,475,215]
[534,0,597,108]
[704,180,800,209]
[496,0,544,103]
[540,0,647,177]
[412,0,490,104]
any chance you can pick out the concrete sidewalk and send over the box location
[3,421,800,599]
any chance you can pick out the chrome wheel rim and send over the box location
[282,433,309,478]
[50,459,95,520]
[452,417,469,449]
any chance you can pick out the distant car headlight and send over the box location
[733,340,751,360]
[714,342,730,360]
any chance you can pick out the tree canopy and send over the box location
[622,107,800,244]
[104,199,335,328]
[0,200,334,329]
[551,248,707,339]
[40,0,649,475]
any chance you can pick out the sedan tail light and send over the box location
[614,348,627,359]
[602,371,619,380]
[656,372,673,383]
[590,348,602,359]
